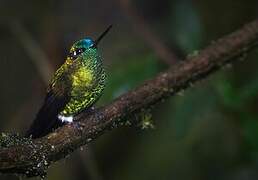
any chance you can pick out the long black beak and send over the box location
[93,25,113,47]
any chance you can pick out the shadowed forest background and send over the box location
[1,0,258,179]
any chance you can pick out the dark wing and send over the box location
[25,65,72,139]
[25,89,70,139]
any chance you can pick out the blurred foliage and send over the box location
[170,0,203,53]
[101,52,162,103]
[0,0,258,180]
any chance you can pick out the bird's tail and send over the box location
[25,105,64,139]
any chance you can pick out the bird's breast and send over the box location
[71,66,94,95]
[60,64,105,116]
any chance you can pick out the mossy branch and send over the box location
[1,19,258,177]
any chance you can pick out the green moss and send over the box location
[140,111,155,130]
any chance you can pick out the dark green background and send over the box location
[0,0,258,179]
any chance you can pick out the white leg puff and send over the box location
[58,114,74,123]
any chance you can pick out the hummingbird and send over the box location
[25,25,112,139]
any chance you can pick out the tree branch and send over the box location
[1,19,258,177]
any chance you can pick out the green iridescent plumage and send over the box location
[26,25,112,138]
[51,45,106,117]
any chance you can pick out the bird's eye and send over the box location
[69,48,86,60]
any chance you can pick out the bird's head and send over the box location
[68,25,112,60]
